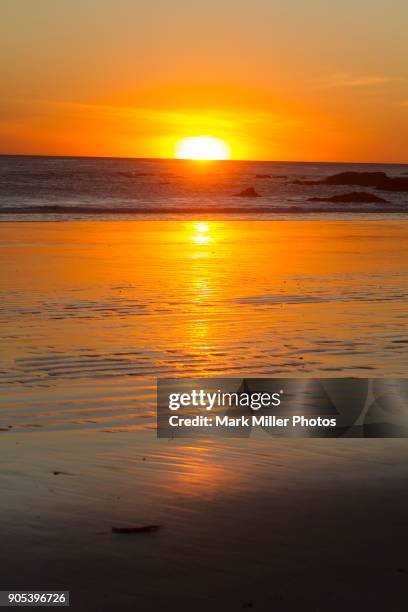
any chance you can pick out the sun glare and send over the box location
[175,136,231,161]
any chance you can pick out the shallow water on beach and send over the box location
[1,220,407,432]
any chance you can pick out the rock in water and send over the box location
[234,187,261,197]
[294,172,408,192]
[321,172,408,192]
[323,172,388,186]
[378,177,408,191]
[308,192,388,203]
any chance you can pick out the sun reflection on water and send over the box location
[192,222,212,245]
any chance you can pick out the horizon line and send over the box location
[0,152,407,166]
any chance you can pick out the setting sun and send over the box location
[175,136,231,160]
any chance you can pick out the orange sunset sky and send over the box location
[1,0,407,162]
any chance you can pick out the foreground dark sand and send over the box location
[1,431,408,611]
[1,220,408,610]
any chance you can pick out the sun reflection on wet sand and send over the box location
[1,220,408,434]
[156,442,235,494]
[191,221,213,246]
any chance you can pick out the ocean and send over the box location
[1,155,408,219]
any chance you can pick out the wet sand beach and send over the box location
[1,220,408,610]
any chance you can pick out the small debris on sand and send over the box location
[112,525,161,534]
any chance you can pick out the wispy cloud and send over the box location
[318,73,401,89]
[2,98,307,132]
